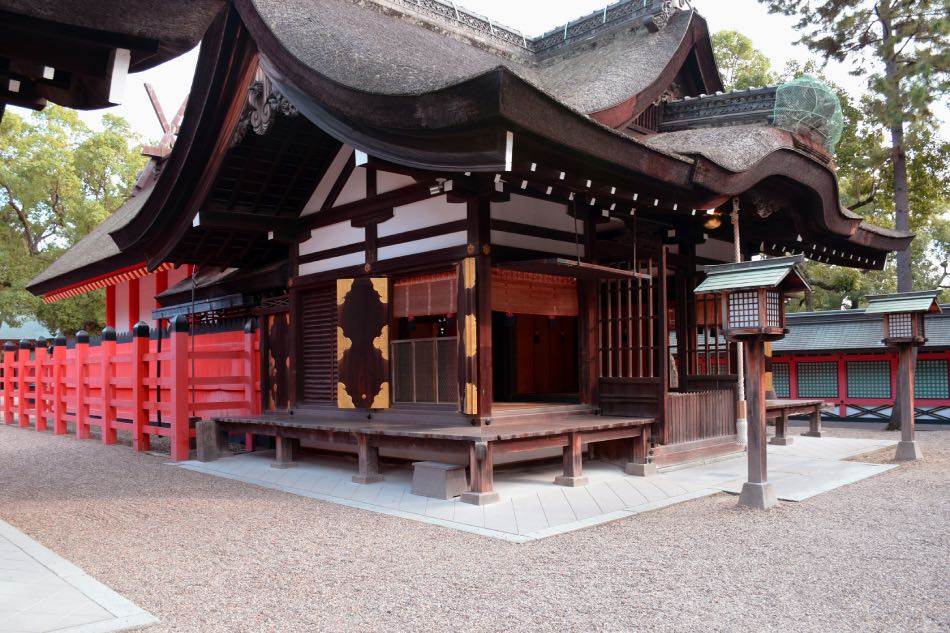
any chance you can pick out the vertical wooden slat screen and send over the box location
[300,285,337,403]
[598,258,661,379]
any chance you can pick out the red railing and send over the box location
[1,317,261,461]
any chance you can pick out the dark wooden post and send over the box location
[459,194,493,424]
[894,344,921,460]
[461,441,499,505]
[352,433,383,483]
[273,434,302,470]
[738,337,776,509]
[555,432,588,487]
[625,428,656,476]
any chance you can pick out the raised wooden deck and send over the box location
[208,405,655,505]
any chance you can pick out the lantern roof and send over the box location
[694,255,809,294]
[864,291,942,315]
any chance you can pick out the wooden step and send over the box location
[653,435,744,467]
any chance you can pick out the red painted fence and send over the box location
[1,316,261,460]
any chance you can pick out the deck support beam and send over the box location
[769,409,793,446]
[555,432,589,487]
[272,435,300,469]
[461,441,499,505]
[352,433,384,483]
[625,429,656,477]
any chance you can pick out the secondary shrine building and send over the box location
[23,0,912,499]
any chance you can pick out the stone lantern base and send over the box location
[738,482,777,510]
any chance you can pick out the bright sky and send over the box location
[7,0,946,141]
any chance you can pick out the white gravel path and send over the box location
[0,424,947,632]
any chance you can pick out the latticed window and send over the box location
[728,291,759,328]
[772,362,790,398]
[888,313,913,338]
[766,291,781,327]
[846,361,891,398]
[915,359,949,399]
[797,361,838,398]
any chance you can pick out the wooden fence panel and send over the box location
[0,318,261,461]
[664,390,736,445]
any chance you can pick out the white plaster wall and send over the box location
[332,165,366,207]
[377,195,464,238]
[300,221,365,256]
[490,230,584,257]
[298,251,366,276]
[377,171,416,194]
[697,237,735,263]
[300,145,353,217]
[377,231,467,261]
[491,194,578,233]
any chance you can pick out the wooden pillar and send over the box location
[352,433,383,483]
[625,428,656,476]
[100,327,117,445]
[74,331,90,439]
[169,315,191,461]
[16,339,31,428]
[738,337,776,509]
[52,335,67,435]
[458,194,493,425]
[656,246,670,431]
[461,441,499,505]
[555,432,589,487]
[2,342,14,425]
[894,344,922,460]
[131,322,150,451]
[34,338,47,432]
[578,280,599,406]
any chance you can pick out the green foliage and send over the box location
[757,0,950,292]
[711,30,780,90]
[714,24,950,311]
[0,106,145,335]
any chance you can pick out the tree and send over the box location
[711,30,780,90]
[758,0,950,292]
[0,106,145,334]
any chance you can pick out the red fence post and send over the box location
[34,338,48,432]
[131,322,150,452]
[52,334,67,434]
[16,339,32,428]
[3,342,14,425]
[100,327,117,445]
[74,330,90,440]
[170,316,191,461]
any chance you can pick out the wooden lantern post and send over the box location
[865,291,941,461]
[695,255,810,510]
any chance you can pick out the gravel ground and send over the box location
[0,423,947,632]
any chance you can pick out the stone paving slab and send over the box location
[179,436,898,543]
[0,520,157,633]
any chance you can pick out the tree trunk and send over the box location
[891,121,913,293]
